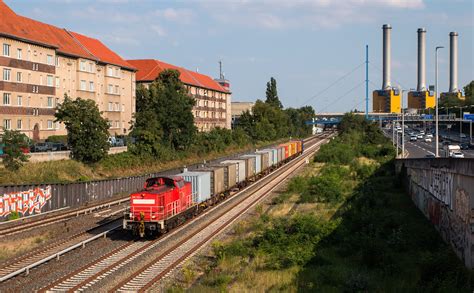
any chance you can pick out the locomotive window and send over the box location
[145,178,159,188]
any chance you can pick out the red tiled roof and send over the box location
[0,1,134,70]
[127,59,229,93]
[69,31,135,70]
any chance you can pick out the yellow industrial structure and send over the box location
[373,89,401,113]
[408,91,435,109]
[440,91,465,103]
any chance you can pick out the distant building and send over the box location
[0,1,136,140]
[128,59,231,131]
[231,102,254,129]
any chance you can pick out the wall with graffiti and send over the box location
[0,186,52,217]
[396,159,474,268]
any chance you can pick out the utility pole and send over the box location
[435,46,444,157]
[365,45,369,120]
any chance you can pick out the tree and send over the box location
[131,69,196,153]
[0,129,29,171]
[55,95,110,163]
[265,77,283,109]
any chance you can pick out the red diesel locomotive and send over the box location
[123,176,195,237]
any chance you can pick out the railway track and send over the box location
[38,134,331,292]
[0,197,129,237]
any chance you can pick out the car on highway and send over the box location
[451,151,465,158]
[424,137,432,142]
[460,143,471,150]
[425,154,436,158]
[410,136,417,141]
[426,134,433,138]
[417,134,423,139]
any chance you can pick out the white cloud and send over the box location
[154,8,194,23]
[151,24,167,37]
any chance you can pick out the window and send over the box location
[17,48,22,60]
[115,102,119,111]
[47,75,54,86]
[55,77,60,88]
[17,95,22,106]
[32,85,39,93]
[55,121,60,130]
[89,81,94,91]
[80,60,87,71]
[114,85,119,94]
[108,84,113,94]
[47,120,53,129]
[122,104,125,112]
[80,80,86,91]
[55,56,60,67]
[16,72,22,82]
[3,93,11,105]
[107,67,113,76]
[108,102,113,111]
[88,62,93,73]
[46,54,53,65]
[47,97,54,108]
[17,119,22,130]
[3,119,11,130]
[114,68,119,77]
[32,63,39,71]
[3,68,11,81]
[3,44,10,56]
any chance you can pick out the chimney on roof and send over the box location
[196,67,199,73]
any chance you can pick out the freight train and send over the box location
[123,140,303,237]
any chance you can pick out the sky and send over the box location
[5,0,473,113]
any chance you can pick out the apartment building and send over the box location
[0,1,136,140]
[230,101,254,129]
[127,59,231,131]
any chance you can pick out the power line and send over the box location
[299,62,365,107]
[317,80,366,113]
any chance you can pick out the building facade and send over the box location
[231,101,254,129]
[128,59,231,131]
[0,1,135,140]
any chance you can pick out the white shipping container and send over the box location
[176,171,211,203]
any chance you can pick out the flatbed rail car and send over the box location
[123,138,305,237]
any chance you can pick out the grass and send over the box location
[178,118,473,292]
[0,233,50,261]
[0,138,290,185]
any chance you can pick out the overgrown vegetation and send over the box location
[185,113,472,292]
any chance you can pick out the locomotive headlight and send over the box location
[129,213,133,219]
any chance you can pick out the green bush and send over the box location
[314,142,356,165]
[46,135,68,144]
[7,211,20,221]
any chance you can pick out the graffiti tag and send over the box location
[0,186,52,217]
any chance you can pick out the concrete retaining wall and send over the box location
[395,158,474,268]
[26,146,128,162]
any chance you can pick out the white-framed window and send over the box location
[122,104,125,112]
[55,77,60,88]
[32,85,39,93]
[107,67,113,76]
[16,119,22,130]
[108,102,113,111]
[114,67,120,77]
[80,60,87,71]
[47,96,54,108]
[88,62,93,73]
[47,75,54,86]
[108,84,113,94]
[17,95,22,106]
[3,68,11,81]
[16,72,22,82]
[3,44,10,56]
[3,93,11,105]
[46,54,53,65]
[55,56,60,67]
[114,85,119,94]
[17,48,22,60]
[80,80,86,91]
[55,121,60,130]
[89,81,94,91]
[32,63,39,71]
[3,119,11,130]
[55,97,59,106]
[115,102,119,111]
[47,120,53,129]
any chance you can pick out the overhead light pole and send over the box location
[435,46,444,157]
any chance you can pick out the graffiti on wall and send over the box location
[0,186,52,217]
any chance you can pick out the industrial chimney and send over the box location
[417,28,426,91]
[382,24,392,90]
[449,32,459,93]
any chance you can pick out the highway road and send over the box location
[383,128,474,159]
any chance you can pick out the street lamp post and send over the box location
[459,106,464,142]
[435,46,444,157]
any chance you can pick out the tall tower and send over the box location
[440,32,465,102]
[408,28,435,110]
[214,61,232,129]
[373,24,401,113]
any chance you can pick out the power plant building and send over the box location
[373,24,401,113]
[440,32,465,102]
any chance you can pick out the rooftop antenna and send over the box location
[219,60,224,79]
